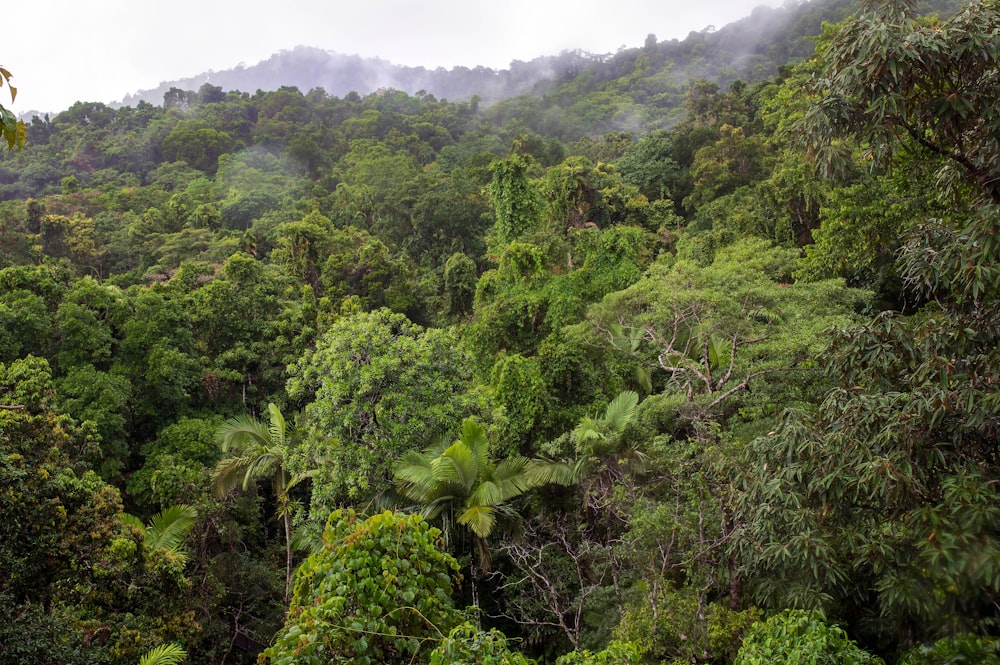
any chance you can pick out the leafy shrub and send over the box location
[554,640,641,664]
[429,622,535,665]
[898,634,1000,665]
[734,610,882,665]
[261,510,464,665]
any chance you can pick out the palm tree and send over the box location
[122,505,198,563]
[212,402,308,604]
[528,390,643,489]
[395,418,538,572]
[137,643,186,665]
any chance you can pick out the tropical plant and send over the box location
[429,622,536,665]
[734,610,882,665]
[395,418,539,570]
[137,643,187,665]
[528,390,642,488]
[0,65,25,151]
[262,510,464,665]
[898,634,1000,665]
[122,504,197,561]
[212,402,309,603]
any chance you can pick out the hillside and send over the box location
[117,0,860,111]
[0,0,996,664]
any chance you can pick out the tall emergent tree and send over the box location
[738,0,1000,646]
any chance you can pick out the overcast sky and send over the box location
[9,0,779,114]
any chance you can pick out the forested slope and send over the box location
[1,0,997,663]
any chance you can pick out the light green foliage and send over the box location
[262,510,464,665]
[429,623,535,665]
[444,252,478,316]
[122,505,197,560]
[56,365,132,479]
[489,154,541,246]
[270,211,337,290]
[138,643,187,665]
[161,119,238,174]
[488,353,550,453]
[554,641,641,665]
[898,634,1000,665]
[587,237,869,421]
[0,288,53,362]
[617,588,761,665]
[685,125,767,211]
[616,130,684,202]
[734,610,882,665]
[127,416,220,508]
[396,418,539,568]
[287,309,477,510]
[795,169,940,301]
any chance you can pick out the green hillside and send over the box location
[0,0,997,663]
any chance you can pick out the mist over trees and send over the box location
[2,0,998,663]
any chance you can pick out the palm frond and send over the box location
[458,504,497,539]
[211,455,255,498]
[572,416,605,446]
[434,441,479,490]
[147,505,197,553]
[493,456,534,496]
[138,643,187,665]
[266,402,287,447]
[290,522,325,555]
[121,513,145,533]
[524,458,576,486]
[604,390,639,433]
[216,415,271,454]
[469,480,503,508]
[458,418,489,471]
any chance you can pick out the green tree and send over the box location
[737,0,1000,644]
[489,154,541,246]
[734,610,882,665]
[261,510,464,665]
[287,309,477,511]
[800,0,1000,204]
[395,418,539,570]
[212,403,309,604]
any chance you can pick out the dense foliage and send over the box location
[1,0,996,662]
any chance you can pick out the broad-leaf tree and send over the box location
[738,0,1000,644]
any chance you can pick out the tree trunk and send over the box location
[283,504,293,605]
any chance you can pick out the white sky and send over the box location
[10,0,778,114]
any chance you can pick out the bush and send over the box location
[734,610,882,665]
[898,634,1000,665]
[429,622,535,665]
[261,510,464,665]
